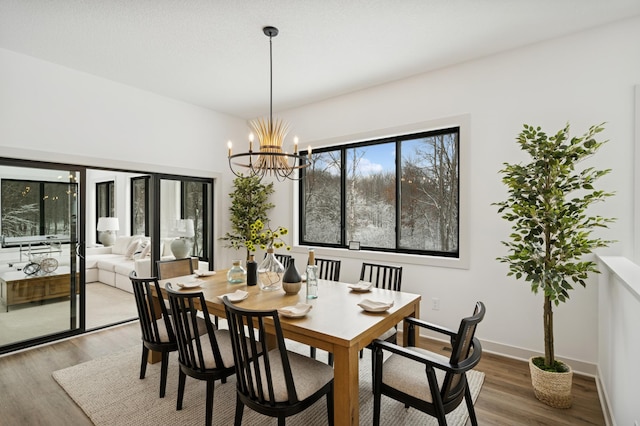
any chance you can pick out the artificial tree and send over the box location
[221,175,274,260]
[495,122,614,371]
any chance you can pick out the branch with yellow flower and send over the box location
[246,219,291,252]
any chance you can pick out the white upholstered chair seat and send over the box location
[380,346,450,402]
[253,349,334,402]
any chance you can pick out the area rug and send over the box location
[53,342,484,425]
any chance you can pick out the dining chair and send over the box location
[359,262,403,363]
[165,283,237,426]
[156,258,196,280]
[315,257,341,281]
[223,297,335,426]
[372,302,485,426]
[128,271,177,398]
[309,257,342,365]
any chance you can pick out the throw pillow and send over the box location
[125,238,141,259]
[134,240,150,259]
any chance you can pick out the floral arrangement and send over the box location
[246,219,291,252]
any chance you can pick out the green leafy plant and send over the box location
[495,122,615,370]
[220,175,275,260]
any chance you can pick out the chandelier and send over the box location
[227,26,311,181]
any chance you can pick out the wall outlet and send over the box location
[432,297,440,310]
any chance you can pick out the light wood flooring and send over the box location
[0,322,606,425]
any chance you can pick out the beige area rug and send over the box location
[53,341,484,426]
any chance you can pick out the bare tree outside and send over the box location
[301,128,459,255]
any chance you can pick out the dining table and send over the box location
[154,270,421,426]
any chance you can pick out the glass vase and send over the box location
[227,260,246,284]
[258,248,284,292]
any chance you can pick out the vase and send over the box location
[258,248,284,292]
[227,260,246,284]
[282,258,302,295]
[246,255,258,286]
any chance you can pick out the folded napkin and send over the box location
[347,280,373,291]
[194,269,216,277]
[357,298,394,312]
[278,303,312,317]
[218,289,248,302]
[176,278,205,289]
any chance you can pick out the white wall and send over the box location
[267,16,640,375]
[0,47,248,268]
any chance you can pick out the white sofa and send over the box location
[86,236,178,293]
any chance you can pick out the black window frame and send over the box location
[298,126,460,258]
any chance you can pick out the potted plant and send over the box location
[220,175,275,261]
[495,122,615,408]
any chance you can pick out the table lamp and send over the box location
[97,217,119,247]
[170,219,194,259]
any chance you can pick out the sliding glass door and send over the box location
[0,160,83,353]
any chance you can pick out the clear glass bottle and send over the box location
[227,260,246,284]
[306,248,318,299]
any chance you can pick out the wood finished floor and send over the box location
[0,322,606,425]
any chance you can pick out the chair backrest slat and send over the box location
[360,262,403,291]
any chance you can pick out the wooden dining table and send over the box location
[155,270,421,426]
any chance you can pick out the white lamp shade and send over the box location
[97,217,120,232]
[171,219,195,238]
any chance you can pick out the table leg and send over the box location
[332,344,359,425]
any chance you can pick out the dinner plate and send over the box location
[278,303,312,318]
[348,280,373,292]
[357,298,394,313]
[176,278,205,289]
[218,290,249,303]
[194,269,216,277]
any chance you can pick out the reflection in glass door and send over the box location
[0,162,82,353]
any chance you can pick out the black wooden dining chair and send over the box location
[274,253,292,269]
[129,271,177,398]
[315,258,341,281]
[223,297,335,426]
[372,302,485,426]
[309,258,342,365]
[359,262,403,361]
[165,283,236,426]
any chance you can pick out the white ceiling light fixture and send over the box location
[228,26,311,181]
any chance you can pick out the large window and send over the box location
[1,178,77,239]
[300,127,459,257]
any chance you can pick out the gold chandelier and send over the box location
[228,26,311,181]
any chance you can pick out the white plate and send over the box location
[176,278,205,289]
[218,290,249,303]
[348,280,373,292]
[278,303,312,318]
[357,298,394,313]
[194,269,216,277]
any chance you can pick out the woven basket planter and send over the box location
[529,357,573,408]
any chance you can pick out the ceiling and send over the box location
[2,1,640,119]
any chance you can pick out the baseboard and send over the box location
[412,332,598,377]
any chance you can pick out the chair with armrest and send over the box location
[223,297,335,426]
[156,258,197,280]
[309,258,342,365]
[372,302,485,426]
[165,283,237,426]
[128,271,177,398]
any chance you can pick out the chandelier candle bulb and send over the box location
[294,136,299,154]
[227,141,232,156]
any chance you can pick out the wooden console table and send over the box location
[0,267,79,312]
